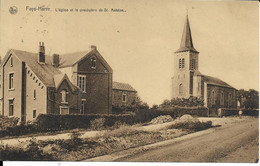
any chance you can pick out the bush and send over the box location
[169,121,212,131]
[90,118,105,130]
[160,97,204,108]
[0,116,19,130]
[0,123,40,138]
[0,138,54,161]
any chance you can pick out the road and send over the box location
[116,118,259,162]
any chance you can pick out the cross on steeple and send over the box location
[175,12,199,53]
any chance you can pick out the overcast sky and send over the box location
[0,0,259,106]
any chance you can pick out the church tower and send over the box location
[171,14,200,98]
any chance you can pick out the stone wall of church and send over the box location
[206,84,237,115]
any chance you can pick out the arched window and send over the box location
[220,91,224,105]
[61,90,68,103]
[228,93,232,106]
[179,84,183,95]
[181,58,185,68]
[191,59,196,70]
[179,59,182,69]
[211,91,216,105]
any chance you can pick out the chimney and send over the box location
[38,42,45,64]
[52,54,59,67]
[91,45,97,50]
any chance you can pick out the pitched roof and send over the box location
[59,50,92,68]
[113,82,137,92]
[11,49,62,87]
[203,75,235,89]
[53,73,79,92]
[175,15,199,53]
[58,49,113,72]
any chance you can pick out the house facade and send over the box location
[171,14,237,115]
[112,82,137,107]
[0,43,113,122]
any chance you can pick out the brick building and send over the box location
[171,14,237,115]
[112,82,137,107]
[0,43,113,122]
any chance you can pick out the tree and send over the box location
[237,89,259,109]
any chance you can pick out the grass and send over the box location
[0,119,214,161]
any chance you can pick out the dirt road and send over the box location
[116,118,259,162]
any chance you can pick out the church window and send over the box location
[179,59,182,69]
[181,58,185,68]
[197,82,200,92]
[178,75,180,79]
[179,84,183,95]
[211,91,216,105]
[220,91,224,105]
[191,59,196,70]
[228,93,232,106]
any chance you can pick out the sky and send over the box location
[0,0,259,106]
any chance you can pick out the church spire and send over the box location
[175,13,199,53]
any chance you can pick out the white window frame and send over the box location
[122,94,127,102]
[77,75,86,93]
[60,106,69,115]
[61,90,69,104]
[8,72,14,90]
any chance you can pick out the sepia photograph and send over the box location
[0,0,259,163]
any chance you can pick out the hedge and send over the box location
[36,114,135,131]
[0,106,208,138]
[217,108,259,117]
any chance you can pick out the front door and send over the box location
[81,100,86,114]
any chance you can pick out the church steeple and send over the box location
[175,14,199,53]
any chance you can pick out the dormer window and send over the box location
[91,57,96,69]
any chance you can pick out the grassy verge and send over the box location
[0,120,212,161]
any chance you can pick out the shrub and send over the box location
[169,121,212,131]
[90,118,105,130]
[160,97,204,108]
[0,116,19,130]
[0,138,54,161]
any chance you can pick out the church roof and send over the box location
[113,82,137,92]
[175,15,199,53]
[203,75,235,89]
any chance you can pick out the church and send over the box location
[171,14,237,115]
